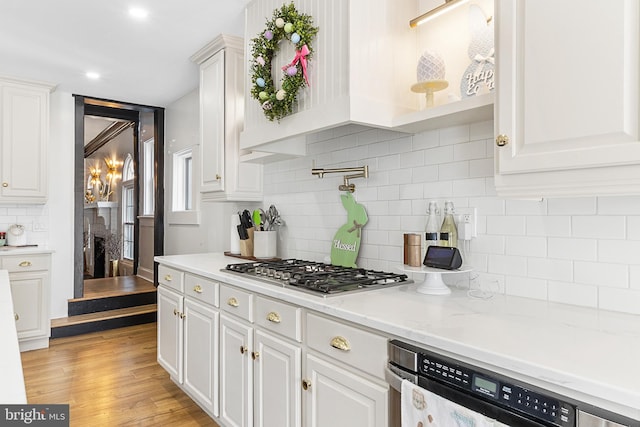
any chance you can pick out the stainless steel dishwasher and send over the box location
[387,340,639,427]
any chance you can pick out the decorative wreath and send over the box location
[250,3,319,122]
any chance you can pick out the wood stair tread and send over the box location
[52,304,157,328]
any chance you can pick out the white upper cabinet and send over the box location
[494,0,640,197]
[239,0,416,155]
[191,35,263,201]
[0,77,54,203]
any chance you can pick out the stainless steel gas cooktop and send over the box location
[224,259,411,296]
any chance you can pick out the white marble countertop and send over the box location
[0,246,53,255]
[0,269,27,404]
[155,252,640,421]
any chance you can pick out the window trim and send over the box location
[168,147,199,225]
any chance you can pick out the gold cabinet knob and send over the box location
[215,174,221,180]
[266,311,281,323]
[496,134,510,147]
[330,336,351,352]
[227,297,239,307]
[14,313,19,321]
[2,182,8,187]
[240,345,248,355]
[251,351,260,360]
[180,312,186,319]
[173,308,178,316]
[18,261,32,267]
[164,275,172,281]
[193,285,203,293]
[302,379,311,391]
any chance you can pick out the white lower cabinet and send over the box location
[220,313,254,427]
[157,272,220,418]
[1,252,52,351]
[304,354,388,427]
[156,265,389,427]
[254,329,302,427]
[303,313,389,427]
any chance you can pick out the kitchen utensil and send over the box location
[7,224,26,246]
[253,210,263,230]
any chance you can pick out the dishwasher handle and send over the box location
[385,364,417,392]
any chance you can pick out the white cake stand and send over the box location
[398,265,472,295]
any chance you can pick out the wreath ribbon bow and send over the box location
[282,44,311,85]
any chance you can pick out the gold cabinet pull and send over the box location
[14,313,19,321]
[302,379,311,391]
[173,308,178,316]
[227,297,239,307]
[496,134,509,147]
[240,345,248,355]
[330,336,351,352]
[18,261,32,267]
[164,275,172,282]
[251,351,260,360]
[266,311,281,323]
[215,174,221,180]
[180,312,186,319]
[193,285,203,293]
[2,182,8,187]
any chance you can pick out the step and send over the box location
[68,290,157,316]
[51,304,157,338]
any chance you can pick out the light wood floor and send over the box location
[76,275,156,300]
[21,322,219,427]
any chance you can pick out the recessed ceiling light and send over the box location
[86,71,101,80]
[129,7,149,20]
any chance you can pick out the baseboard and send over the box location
[19,337,50,352]
[137,267,154,282]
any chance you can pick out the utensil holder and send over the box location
[240,227,255,257]
[254,230,277,259]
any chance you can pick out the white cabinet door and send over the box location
[304,354,388,427]
[157,286,184,383]
[199,49,225,194]
[10,271,47,340]
[220,314,254,427]
[494,0,640,197]
[0,82,50,202]
[183,298,219,417]
[253,329,302,427]
[194,35,263,202]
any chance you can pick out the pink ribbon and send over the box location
[282,44,310,85]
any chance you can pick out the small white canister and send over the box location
[7,224,27,246]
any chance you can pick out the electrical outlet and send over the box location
[456,207,477,238]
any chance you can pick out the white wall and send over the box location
[163,89,257,256]
[258,121,640,315]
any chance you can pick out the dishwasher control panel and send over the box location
[419,352,575,427]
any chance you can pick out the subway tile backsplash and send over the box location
[263,120,640,315]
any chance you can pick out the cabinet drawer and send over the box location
[158,265,184,292]
[184,273,219,307]
[0,254,50,273]
[255,296,302,342]
[220,285,253,322]
[306,312,387,379]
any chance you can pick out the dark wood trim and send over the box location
[73,95,86,299]
[73,95,165,298]
[153,108,165,287]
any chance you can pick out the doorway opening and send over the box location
[73,95,164,299]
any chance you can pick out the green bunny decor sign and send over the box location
[330,193,368,268]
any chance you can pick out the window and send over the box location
[169,147,199,224]
[122,154,134,181]
[122,180,135,260]
[142,138,154,216]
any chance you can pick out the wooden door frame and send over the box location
[73,95,164,298]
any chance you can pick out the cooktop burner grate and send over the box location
[224,259,410,296]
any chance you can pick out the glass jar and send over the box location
[439,201,458,248]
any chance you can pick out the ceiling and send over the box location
[1,0,252,107]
